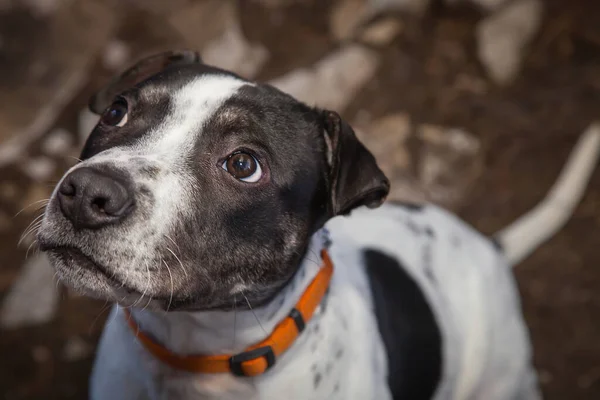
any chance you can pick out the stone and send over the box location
[416,125,482,207]
[62,336,93,362]
[20,156,56,182]
[357,113,412,170]
[202,20,269,79]
[252,0,308,7]
[360,17,403,46]
[270,44,379,112]
[476,0,543,85]
[78,108,99,145]
[22,0,62,17]
[102,40,131,71]
[330,0,368,41]
[168,0,236,51]
[0,254,60,329]
[368,0,431,16]
[356,113,427,204]
[41,128,73,156]
[467,0,511,12]
[0,0,116,167]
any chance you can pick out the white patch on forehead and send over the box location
[147,75,250,155]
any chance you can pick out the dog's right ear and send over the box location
[89,50,202,114]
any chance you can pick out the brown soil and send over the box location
[1,1,599,399]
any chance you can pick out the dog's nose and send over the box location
[57,167,134,230]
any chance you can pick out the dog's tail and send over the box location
[493,123,600,266]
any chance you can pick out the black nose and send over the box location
[57,167,134,230]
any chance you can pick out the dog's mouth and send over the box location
[41,244,138,296]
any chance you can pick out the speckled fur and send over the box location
[90,203,541,400]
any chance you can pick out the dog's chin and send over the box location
[41,247,145,306]
[44,246,124,298]
[41,246,189,311]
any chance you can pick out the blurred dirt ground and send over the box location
[1,0,600,399]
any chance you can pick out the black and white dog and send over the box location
[37,51,600,400]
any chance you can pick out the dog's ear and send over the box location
[321,110,390,216]
[89,50,202,114]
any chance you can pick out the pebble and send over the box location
[78,108,99,145]
[62,336,93,362]
[0,254,60,329]
[21,156,56,182]
[270,44,379,112]
[476,0,543,85]
[42,128,73,156]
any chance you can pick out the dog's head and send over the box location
[38,51,389,311]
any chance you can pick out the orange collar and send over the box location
[124,249,334,377]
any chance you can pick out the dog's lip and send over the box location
[43,244,120,285]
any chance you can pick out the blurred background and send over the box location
[0,0,599,398]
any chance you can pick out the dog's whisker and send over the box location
[19,218,46,247]
[132,260,151,308]
[25,239,39,259]
[244,294,271,341]
[162,259,174,312]
[21,213,45,233]
[166,246,188,279]
[67,155,83,163]
[20,213,45,238]
[164,234,181,253]
[142,293,153,312]
[232,294,238,351]
[14,198,50,218]
[88,300,113,335]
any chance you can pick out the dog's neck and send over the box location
[129,230,330,356]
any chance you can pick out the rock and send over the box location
[251,0,309,7]
[356,113,427,204]
[0,254,60,329]
[330,0,368,41]
[78,108,99,145]
[21,156,56,182]
[102,40,131,71]
[357,113,412,170]
[168,0,236,51]
[360,17,403,46]
[368,0,431,15]
[467,0,511,12]
[270,44,379,112]
[476,0,543,85]
[22,0,62,17]
[416,125,482,207]
[0,0,116,167]
[41,128,73,156]
[202,20,269,79]
[62,336,92,362]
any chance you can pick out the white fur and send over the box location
[90,203,541,399]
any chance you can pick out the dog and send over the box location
[37,50,600,400]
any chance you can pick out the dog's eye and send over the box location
[222,152,262,183]
[101,99,128,127]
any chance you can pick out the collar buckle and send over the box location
[229,345,276,377]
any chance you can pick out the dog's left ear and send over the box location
[321,110,390,216]
[89,50,202,114]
